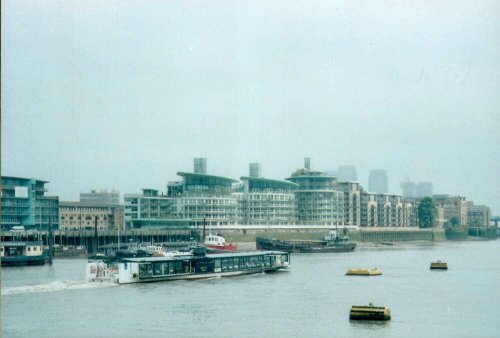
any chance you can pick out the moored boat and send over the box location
[1,241,47,266]
[204,233,237,252]
[86,248,290,284]
[256,230,356,253]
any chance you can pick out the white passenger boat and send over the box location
[86,249,291,284]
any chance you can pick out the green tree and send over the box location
[418,197,437,228]
[449,216,460,227]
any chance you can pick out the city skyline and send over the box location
[2,1,499,214]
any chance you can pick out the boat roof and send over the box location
[119,250,288,263]
[1,241,44,247]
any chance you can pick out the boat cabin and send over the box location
[1,242,44,258]
[204,234,226,246]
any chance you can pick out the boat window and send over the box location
[139,264,153,278]
[183,261,190,273]
[28,247,31,252]
[171,261,181,274]
[221,258,229,272]
[153,263,162,276]
[161,262,169,275]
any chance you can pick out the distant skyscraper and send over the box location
[369,170,388,193]
[194,158,207,174]
[338,165,358,182]
[80,189,120,205]
[400,180,416,198]
[304,157,311,170]
[249,163,261,178]
[416,182,433,197]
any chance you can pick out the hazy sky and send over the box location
[2,1,499,213]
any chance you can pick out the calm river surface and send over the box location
[2,240,499,338]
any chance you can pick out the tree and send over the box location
[418,197,437,228]
[449,216,460,227]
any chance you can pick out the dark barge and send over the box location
[256,230,356,253]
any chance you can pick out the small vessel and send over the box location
[256,230,356,253]
[1,241,47,266]
[204,234,237,252]
[349,303,391,321]
[53,245,87,258]
[430,260,448,270]
[346,268,382,276]
[86,248,290,284]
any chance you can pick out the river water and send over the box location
[2,240,499,338]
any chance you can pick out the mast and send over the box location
[48,217,54,265]
[202,217,206,242]
[94,215,99,255]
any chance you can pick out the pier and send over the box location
[1,228,197,253]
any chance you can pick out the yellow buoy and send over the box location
[346,268,382,276]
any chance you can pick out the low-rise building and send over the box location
[467,203,491,227]
[433,194,468,226]
[59,202,124,230]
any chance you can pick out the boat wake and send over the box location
[1,279,117,296]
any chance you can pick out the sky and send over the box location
[2,1,499,214]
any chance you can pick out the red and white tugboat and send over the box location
[204,233,237,253]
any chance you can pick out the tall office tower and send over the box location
[80,189,120,205]
[338,165,358,182]
[304,157,311,170]
[249,163,261,178]
[416,182,433,197]
[400,180,416,198]
[368,169,388,194]
[194,158,207,174]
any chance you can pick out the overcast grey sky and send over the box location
[2,1,499,213]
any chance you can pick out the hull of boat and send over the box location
[115,266,287,284]
[206,244,237,252]
[1,255,47,266]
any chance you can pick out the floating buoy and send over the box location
[346,268,382,276]
[349,303,391,321]
[430,260,448,270]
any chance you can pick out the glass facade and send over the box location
[124,189,186,229]
[286,173,344,226]
[1,176,59,231]
[237,177,297,225]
